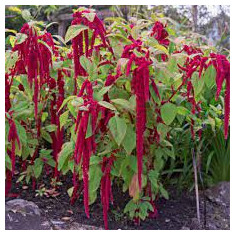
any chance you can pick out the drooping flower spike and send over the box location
[122,40,152,189]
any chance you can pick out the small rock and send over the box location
[205,182,230,208]
[67,222,102,230]
[5,199,41,230]
[165,219,170,223]
[51,220,65,225]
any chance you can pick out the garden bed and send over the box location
[6,174,230,230]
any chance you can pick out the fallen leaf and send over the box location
[61,217,71,221]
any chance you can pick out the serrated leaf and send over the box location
[65,25,89,43]
[161,103,177,125]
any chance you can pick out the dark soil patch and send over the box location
[5,171,229,230]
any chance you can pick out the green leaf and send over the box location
[192,73,204,97]
[58,142,74,171]
[124,199,137,213]
[148,37,169,55]
[203,65,216,89]
[41,129,52,143]
[157,123,170,141]
[161,103,177,125]
[33,158,43,179]
[89,191,97,205]
[9,35,16,47]
[111,98,134,112]
[21,9,33,21]
[131,26,139,40]
[80,55,92,72]
[79,55,97,77]
[85,114,93,139]
[148,170,159,189]
[5,51,18,73]
[38,39,53,55]
[45,124,57,132]
[177,106,190,116]
[14,121,27,144]
[65,25,89,43]
[5,28,17,34]
[98,101,117,111]
[59,110,69,130]
[82,12,96,22]
[67,187,74,197]
[5,152,12,171]
[108,115,127,146]
[89,164,102,193]
[15,33,27,45]
[122,124,136,155]
[52,34,66,45]
[159,184,169,199]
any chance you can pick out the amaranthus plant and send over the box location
[5,7,230,229]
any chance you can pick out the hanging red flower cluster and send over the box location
[174,45,230,139]
[100,154,115,230]
[150,21,170,47]
[47,71,65,179]
[73,79,100,218]
[5,74,11,112]
[176,46,205,139]
[5,111,21,195]
[210,53,230,139]
[122,39,152,189]
[12,23,56,137]
[71,9,112,93]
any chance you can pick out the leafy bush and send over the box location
[5,7,230,229]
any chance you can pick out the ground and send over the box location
[5,173,230,230]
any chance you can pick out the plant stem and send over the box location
[192,147,200,224]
